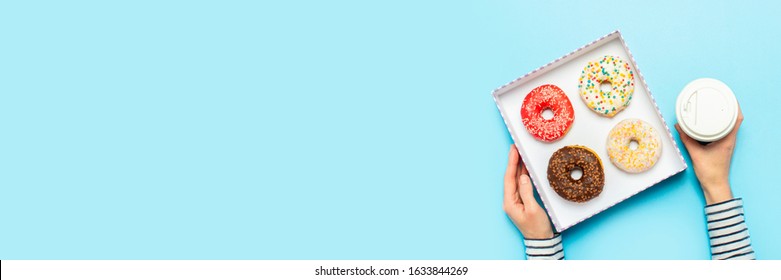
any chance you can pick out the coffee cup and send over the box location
[675,78,739,143]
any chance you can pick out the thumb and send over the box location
[518,174,537,207]
[675,124,701,155]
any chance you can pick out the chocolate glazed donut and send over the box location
[547,145,605,203]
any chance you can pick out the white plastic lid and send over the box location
[675,78,738,142]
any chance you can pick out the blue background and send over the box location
[1,0,779,259]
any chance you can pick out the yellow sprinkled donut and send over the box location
[578,55,635,117]
[606,119,661,173]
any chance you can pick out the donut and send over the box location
[520,84,575,142]
[578,55,635,117]
[606,119,662,173]
[547,145,605,203]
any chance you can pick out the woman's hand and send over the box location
[675,106,744,204]
[503,145,554,239]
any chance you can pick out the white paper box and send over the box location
[493,31,687,232]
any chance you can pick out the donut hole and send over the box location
[629,140,639,151]
[600,81,612,94]
[541,108,554,120]
[570,167,583,180]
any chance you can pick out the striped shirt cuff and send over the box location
[706,198,755,260]
[524,234,564,260]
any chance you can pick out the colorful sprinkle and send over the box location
[578,55,635,117]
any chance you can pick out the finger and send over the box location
[520,156,529,176]
[736,103,744,127]
[518,174,536,207]
[515,146,530,198]
[504,145,520,185]
[517,156,529,200]
[504,145,521,206]
[675,124,701,155]
[516,154,527,187]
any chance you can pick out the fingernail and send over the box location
[520,175,530,184]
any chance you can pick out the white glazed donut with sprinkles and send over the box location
[578,55,635,117]
[606,119,662,173]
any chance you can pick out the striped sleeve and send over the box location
[705,198,755,260]
[524,234,564,260]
